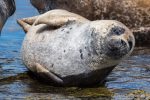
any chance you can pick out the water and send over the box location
[0,0,150,99]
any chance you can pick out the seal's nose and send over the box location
[107,39,129,59]
[108,39,127,51]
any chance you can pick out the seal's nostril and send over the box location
[108,39,122,51]
[128,41,133,51]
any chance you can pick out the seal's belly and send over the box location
[22,24,97,77]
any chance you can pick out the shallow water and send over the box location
[0,0,150,99]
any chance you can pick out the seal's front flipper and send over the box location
[17,19,31,33]
[33,9,89,27]
[34,63,64,85]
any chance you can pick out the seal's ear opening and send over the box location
[17,19,31,33]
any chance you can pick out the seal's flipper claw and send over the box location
[17,19,31,33]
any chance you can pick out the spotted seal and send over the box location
[0,0,15,33]
[17,9,135,86]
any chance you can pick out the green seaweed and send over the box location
[34,86,113,98]
[66,87,113,97]
[0,72,30,84]
[25,86,113,99]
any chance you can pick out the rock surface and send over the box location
[30,0,150,46]
[132,27,150,46]
[18,9,135,86]
[0,0,15,33]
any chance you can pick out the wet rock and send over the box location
[30,0,150,28]
[132,47,150,55]
[30,0,150,46]
[127,90,150,100]
[18,9,135,86]
[132,27,150,47]
[0,0,16,33]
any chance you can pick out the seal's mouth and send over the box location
[128,41,133,51]
[106,39,131,59]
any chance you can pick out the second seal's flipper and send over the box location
[17,19,31,33]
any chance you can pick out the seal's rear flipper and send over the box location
[17,9,88,33]
[21,16,38,25]
[19,9,88,27]
[17,19,31,33]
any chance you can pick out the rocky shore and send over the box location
[30,0,150,47]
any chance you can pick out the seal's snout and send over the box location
[107,38,129,59]
[108,39,127,51]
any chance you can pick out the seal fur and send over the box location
[18,9,135,86]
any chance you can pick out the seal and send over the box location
[17,9,135,86]
[0,0,15,33]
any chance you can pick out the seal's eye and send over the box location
[111,26,125,35]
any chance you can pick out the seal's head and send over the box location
[90,20,135,60]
